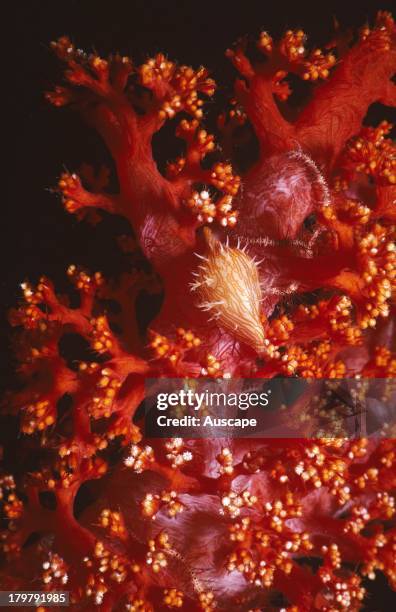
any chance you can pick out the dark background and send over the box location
[2,1,396,607]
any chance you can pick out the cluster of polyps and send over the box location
[1,10,396,611]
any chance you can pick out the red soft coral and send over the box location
[1,11,396,612]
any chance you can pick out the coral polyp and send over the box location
[1,9,396,611]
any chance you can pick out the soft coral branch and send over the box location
[58,172,119,215]
[47,38,219,268]
[227,13,395,172]
[226,44,294,154]
[296,12,396,167]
